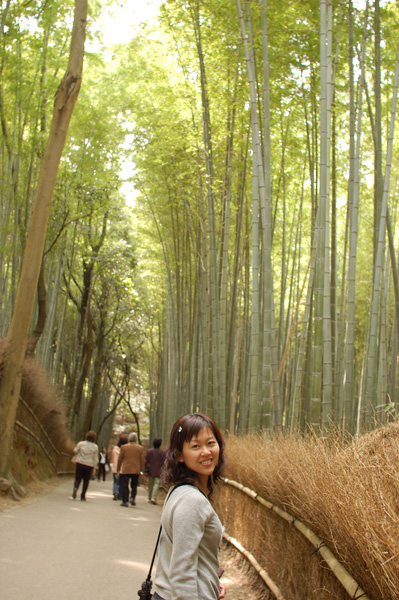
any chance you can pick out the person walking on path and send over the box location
[145,437,166,504]
[72,430,99,501]
[110,433,128,500]
[153,413,227,600]
[97,447,109,481]
[117,432,145,507]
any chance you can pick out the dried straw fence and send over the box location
[15,399,73,474]
[217,428,399,600]
[217,478,369,600]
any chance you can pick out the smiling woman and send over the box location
[152,413,227,600]
[162,413,227,497]
[178,426,221,492]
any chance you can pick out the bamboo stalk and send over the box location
[223,531,285,600]
[223,477,370,600]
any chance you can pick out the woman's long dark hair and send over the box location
[117,434,128,447]
[161,413,227,498]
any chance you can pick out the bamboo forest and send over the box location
[1,0,399,470]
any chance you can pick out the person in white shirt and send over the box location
[97,447,109,481]
[72,430,99,501]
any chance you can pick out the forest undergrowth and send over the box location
[215,425,399,600]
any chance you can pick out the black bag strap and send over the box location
[145,525,162,581]
[145,482,196,581]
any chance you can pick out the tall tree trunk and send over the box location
[364,40,399,422]
[79,307,107,439]
[192,1,222,426]
[343,0,367,429]
[238,0,281,429]
[67,212,108,430]
[260,0,280,430]
[373,0,383,266]
[0,0,87,478]
[25,260,47,356]
[248,151,261,429]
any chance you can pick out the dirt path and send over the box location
[0,477,261,600]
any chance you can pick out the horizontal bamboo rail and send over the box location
[223,477,370,600]
[223,531,285,600]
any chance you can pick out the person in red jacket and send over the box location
[116,432,145,507]
[145,438,166,504]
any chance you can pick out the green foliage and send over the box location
[117,0,399,432]
[3,0,399,440]
[0,0,157,443]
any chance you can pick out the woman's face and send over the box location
[178,426,220,488]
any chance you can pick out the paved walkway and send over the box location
[0,478,162,600]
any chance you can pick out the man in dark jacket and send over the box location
[117,432,145,507]
[145,438,166,504]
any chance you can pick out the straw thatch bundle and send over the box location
[215,425,399,599]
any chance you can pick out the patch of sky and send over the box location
[353,0,390,7]
[86,0,163,52]
[18,15,41,34]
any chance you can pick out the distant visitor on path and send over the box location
[152,413,227,600]
[117,432,145,507]
[145,437,166,505]
[72,430,99,501]
[111,433,128,500]
[97,447,109,482]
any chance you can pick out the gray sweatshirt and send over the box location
[154,484,223,600]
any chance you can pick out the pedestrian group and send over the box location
[71,430,167,508]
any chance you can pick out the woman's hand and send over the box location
[219,584,226,598]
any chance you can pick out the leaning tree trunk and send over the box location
[0,0,87,478]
